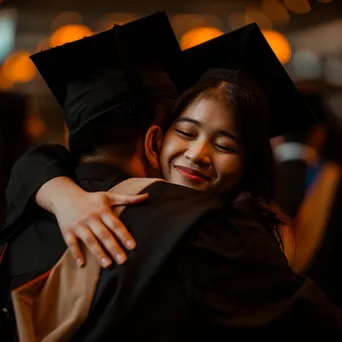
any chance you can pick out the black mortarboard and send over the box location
[30,12,180,138]
[178,23,316,137]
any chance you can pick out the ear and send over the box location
[144,125,163,170]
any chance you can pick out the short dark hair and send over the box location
[69,97,176,160]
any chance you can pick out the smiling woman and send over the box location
[160,84,243,195]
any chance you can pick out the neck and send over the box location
[80,151,148,178]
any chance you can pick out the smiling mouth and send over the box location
[175,166,211,183]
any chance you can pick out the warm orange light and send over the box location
[284,0,311,14]
[2,51,37,83]
[260,0,290,24]
[180,27,223,50]
[0,67,13,90]
[25,115,47,140]
[262,30,291,64]
[50,24,94,48]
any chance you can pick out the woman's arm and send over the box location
[3,144,146,267]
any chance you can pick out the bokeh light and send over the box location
[262,30,292,64]
[50,24,93,48]
[180,26,223,50]
[260,0,290,24]
[2,51,37,83]
[284,0,311,14]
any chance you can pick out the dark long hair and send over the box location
[167,79,287,245]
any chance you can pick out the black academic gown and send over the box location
[2,145,342,341]
[275,159,308,218]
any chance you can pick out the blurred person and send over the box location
[273,87,329,218]
[292,104,342,309]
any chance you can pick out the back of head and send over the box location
[30,12,181,161]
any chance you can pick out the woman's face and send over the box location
[159,97,243,195]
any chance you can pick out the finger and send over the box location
[63,232,85,267]
[76,226,113,268]
[107,192,148,206]
[88,219,127,265]
[101,211,136,250]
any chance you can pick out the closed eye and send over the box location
[215,144,239,154]
[175,129,194,138]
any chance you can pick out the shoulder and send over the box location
[140,181,224,212]
[186,208,289,268]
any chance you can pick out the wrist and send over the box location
[36,176,84,214]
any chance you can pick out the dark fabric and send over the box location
[30,12,180,137]
[2,145,342,341]
[0,92,29,228]
[275,160,308,218]
[308,178,342,309]
[177,23,316,137]
[1,144,75,238]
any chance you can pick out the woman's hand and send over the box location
[36,177,148,268]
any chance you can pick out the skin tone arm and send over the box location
[35,176,148,268]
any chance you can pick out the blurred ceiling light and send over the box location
[51,12,83,31]
[284,0,311,14]
[97,13,136,31]
[244,7,273,29]
[25,115,47,140]
[318,0,334,3]
[50,24,93,48]
[260,0,290,24]
[3,51,37,83]
[292,50,322,79]
[0,9,17,64]
[262,30,291,64]
[228,12,245,29]
[0,67,13,90]
[180,26,223,50]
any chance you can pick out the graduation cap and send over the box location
[178,23,316,137]
[30,12,181,138]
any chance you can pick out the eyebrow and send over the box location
[175,117,239,143]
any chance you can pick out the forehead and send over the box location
[178,97,237,130]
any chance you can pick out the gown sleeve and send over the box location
[2,144,75,237]
[178,211,342,340]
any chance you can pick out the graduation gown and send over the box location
[2,145,342,341]
[307,177,342,309]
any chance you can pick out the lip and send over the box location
[175,166,211,183]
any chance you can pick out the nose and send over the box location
[184,140,211,166]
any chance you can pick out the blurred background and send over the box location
[0,0,342,224]
[0,0,341,146]
[2,0,342,308]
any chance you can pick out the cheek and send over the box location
[160,134,185,163]
[216,155,243,181]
